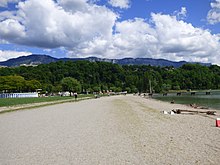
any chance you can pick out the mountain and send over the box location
[0,54,211,67]
[0,54,58,67]
[115,58,189,67]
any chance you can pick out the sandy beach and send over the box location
[0,95,219,164]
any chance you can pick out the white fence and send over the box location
[0,92,38,98]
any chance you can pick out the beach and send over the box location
[0,95,219,164]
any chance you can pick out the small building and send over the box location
[0,92,39,98]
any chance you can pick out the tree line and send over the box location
[0,60,220,94]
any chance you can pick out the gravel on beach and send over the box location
[0,95,220,164]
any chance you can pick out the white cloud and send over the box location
[67,18,158,59]
[69,12,220,64]
[0,11,17,21]
[151,13,220,63]
[211,0,220,8]
[0,19,26,42]
[57,0,88,13]
[108,0,130,9]
[0,0,117,48]
[207,0,220,24]
[110,18,158,58]
[0,0,19,7]
[174,7,187,20]
[0,50,32,62]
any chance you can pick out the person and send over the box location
[74,92,78,100]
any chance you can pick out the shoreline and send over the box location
[152,92,220,111]
[143,95,220,118]
[1,94,220,117]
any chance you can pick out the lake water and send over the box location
[153,91,220,110]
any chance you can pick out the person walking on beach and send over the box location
[74,92,78,100]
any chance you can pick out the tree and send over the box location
[61,77,81,96]
[125,87,131,93]
[0,75,26,92]
[25,80,41,92]
[162,83,171,92]
[52,84,62,93]
[93,86,101,93]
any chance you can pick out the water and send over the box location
[153,91,220,110]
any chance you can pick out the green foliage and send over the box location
[61,77,81,95]
[25,80,41,92]
[162,84,171,92]
[0,75,41,92]
[0,61,220,94]
[92,86,101,92]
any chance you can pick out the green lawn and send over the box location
[0,94,93,107]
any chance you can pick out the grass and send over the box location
[0,94,93,107]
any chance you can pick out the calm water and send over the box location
[153,91,220,110]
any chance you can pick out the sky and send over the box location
[0,0,220,64]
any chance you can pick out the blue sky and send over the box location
[0,0,220,64]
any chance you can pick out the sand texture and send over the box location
[0,95,220,164]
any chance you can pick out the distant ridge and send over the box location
[0,55,57,67]
[0,54,211,67]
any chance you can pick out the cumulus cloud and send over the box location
[70,12,220,64]
[67,18,157,59]
[0,50,32,62]
[207,0,220,24]
[0,0,117,48]
[151,13,220,62]
[0,0,19,7]
[110,18,158,58]
[0,19,26,42]
[108,0,130,9]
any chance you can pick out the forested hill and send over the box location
[0,54,211,67]
[0,60,219,94]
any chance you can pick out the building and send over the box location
[0,92,38,98]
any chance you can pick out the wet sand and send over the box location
[0,95,219,164]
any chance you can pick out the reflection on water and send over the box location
[153,91,220,110]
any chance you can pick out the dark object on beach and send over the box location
[163,93,167,96]
[148,93,153,97]
[206,91,211,95]
[191,92,196,95]
[173,109,216,115]
[170,100,174,104]
[190,104,208,109]
[206,111,216,115]
[177,92,181,96]
[74,92,78,100]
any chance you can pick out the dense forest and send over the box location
[0,60,220,94]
